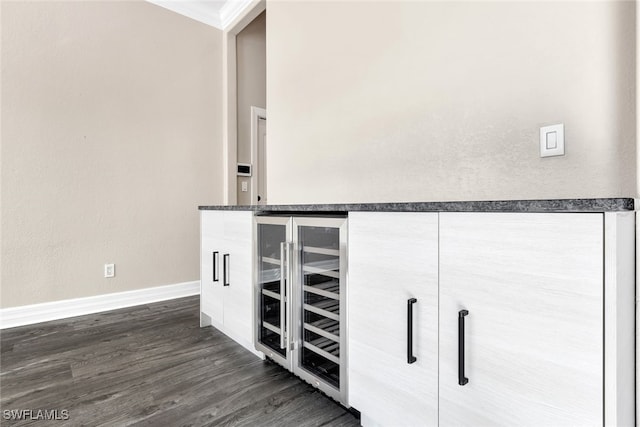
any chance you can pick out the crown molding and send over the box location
[147,0,257,31]
[219,0,256,30]
[147,0,223,29]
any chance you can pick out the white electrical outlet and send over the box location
[104,263,115,278]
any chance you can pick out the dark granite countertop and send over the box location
[198,198,635,213]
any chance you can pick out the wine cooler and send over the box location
[254,215,348,405]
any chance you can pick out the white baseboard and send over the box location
[0,281,200,329]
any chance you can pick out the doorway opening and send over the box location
[223,2,266,205]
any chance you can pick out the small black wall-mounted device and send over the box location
[237,163,252,177]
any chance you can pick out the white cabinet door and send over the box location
[221,211,254,349]
[439,213,603,427]
[201,210,257,355]
[200,210,225,327]
[349,212,439,427]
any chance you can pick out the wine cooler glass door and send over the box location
[292,217,348,405]
[255,217,292,368]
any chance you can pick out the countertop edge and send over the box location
[198,198,635,213]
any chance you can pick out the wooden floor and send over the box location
[0,296,360,426]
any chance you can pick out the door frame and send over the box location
[223,0,266,205]
[251,106,267,205]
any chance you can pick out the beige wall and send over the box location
[267,1,636,204]
[236,11,266,205]
[1,1,223,308]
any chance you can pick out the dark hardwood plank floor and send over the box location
[0,296,360,426]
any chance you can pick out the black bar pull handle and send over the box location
[223,254,230,286]
[458,309,469,386]
[212,251,219,282]
[407,298,417,364]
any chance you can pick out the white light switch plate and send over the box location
[540,123,565,157]
[104,263,115,278]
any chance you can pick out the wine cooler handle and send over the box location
[407,298,417,364]
[286,242,294,351]
[212,251,219,282]
[458,309,469,386]
[223,254,230,286]
[279,242,286,350]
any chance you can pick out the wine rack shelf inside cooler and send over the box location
[304,318,339,342]
[261,280,283,335]
[261,256,280,266]
[303,280,339,300]
[303,336,340,364]
[303,245,340,257]
[258,266,286,357]
[300,232,342,390]
[260,278,282,301]
[303,264,340,279]
[262,320,281,335]
[303,299,340,321]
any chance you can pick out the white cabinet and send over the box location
[201,210,224,326]
[348,212,439,427]
[347,211,634,427]
[439,213,604,426]
[200,210,257,355]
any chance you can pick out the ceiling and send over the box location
[146,0,254,30]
